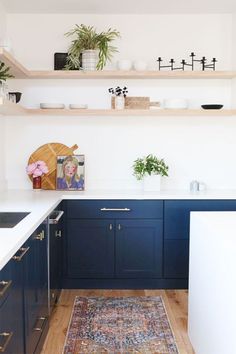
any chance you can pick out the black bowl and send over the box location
[9,92,22,103]
[201,104,223,110]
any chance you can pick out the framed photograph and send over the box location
[56,155,85,191]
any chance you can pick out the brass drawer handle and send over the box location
[0,280,12,297]
[100,208,131,212]
[33,316,47,331]
[34,230,45,241]
[12,247,30,262]
[0,332,13,352]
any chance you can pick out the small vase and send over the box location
[82,50,98,71]
[143,175,161,192]
[115,96,125,110]
[33,176,42,190]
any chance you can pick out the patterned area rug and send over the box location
[63,296,179,354]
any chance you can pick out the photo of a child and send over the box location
[56,155,85,190]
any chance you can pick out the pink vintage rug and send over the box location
[63,296,179,354]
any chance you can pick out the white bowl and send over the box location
[40,103,65,109]
[163,99,188,109]
[133,60,148,71]
[117,59,132,71]
[69,104,88,109]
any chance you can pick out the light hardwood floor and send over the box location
[41,289,194,354]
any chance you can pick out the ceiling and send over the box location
[1,0,236,14]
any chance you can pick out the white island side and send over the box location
[188,211,236,354]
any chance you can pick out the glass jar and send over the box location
[33,176,42,190]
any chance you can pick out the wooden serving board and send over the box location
[111,96,150,109]
[28,142,78,190]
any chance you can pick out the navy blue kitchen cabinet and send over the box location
[64,200,164,288]
[0,248,25,354]
[23,223,48,354]
[67,219,115,278]
[116,219,163,278]
[164,200,236,239]
[163,200,236,279]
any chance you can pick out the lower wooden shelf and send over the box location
[1,101,236,116]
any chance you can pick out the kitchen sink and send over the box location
[0,212,30,228]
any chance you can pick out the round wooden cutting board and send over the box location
[28,143,78,190]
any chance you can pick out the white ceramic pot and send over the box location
[133,60,148,71]
[164,98,188,109]
[117,59,132,71]
[82,50,98,71]
[143,175,161,192]
[115,96,125,110]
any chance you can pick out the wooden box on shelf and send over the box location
[111,96,150,109]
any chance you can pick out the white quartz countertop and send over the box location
[1,188,236,270]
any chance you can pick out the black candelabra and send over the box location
[157,52,217,71]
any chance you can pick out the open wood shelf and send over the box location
[1,48,236,80]
[1,102,236,116]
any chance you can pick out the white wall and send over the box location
[232,13,236,108]
[4,13,236,190]
[0,1,7,190]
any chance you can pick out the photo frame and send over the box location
[56,155,85,191]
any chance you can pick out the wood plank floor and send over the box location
[41,289,194,354]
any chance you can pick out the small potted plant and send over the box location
[0,61,14,101]
[133,154,169,191]
[109,86,128,110]
[26,160,49,190]
[65,24,120,71]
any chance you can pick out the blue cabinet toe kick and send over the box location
[62,278,188,289]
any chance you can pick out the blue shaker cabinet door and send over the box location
[164,240,189,279]
[24,225,48,354]
[115,219,163,278]
[67,219,115,278]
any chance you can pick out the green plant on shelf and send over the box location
[0,61,14,83]
[65,24,120,70]
[133,154,169,180]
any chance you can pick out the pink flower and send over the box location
[33,168,43,177]
[26,163,37,175]
[26,160,49,177]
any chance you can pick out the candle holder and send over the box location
[157,52,217,71]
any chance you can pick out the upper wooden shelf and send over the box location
[0,48,235,80]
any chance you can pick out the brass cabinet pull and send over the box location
[34,230,45,241]
[0,332,13,352]
[100,208,131,212]
[0,280,12,297]
[12,247,30,261]
[33,316,47,331]
[55,230,62,238]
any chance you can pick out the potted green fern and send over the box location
[0,61,14,101]
[65,24,120,71]
[133,154,169,191]
[0,61,13,83]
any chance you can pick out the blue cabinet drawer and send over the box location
[66,200,163,219]
[164,200,236,239]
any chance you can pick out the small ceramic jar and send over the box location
[117,60,132,71]
[133,60,148,71]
